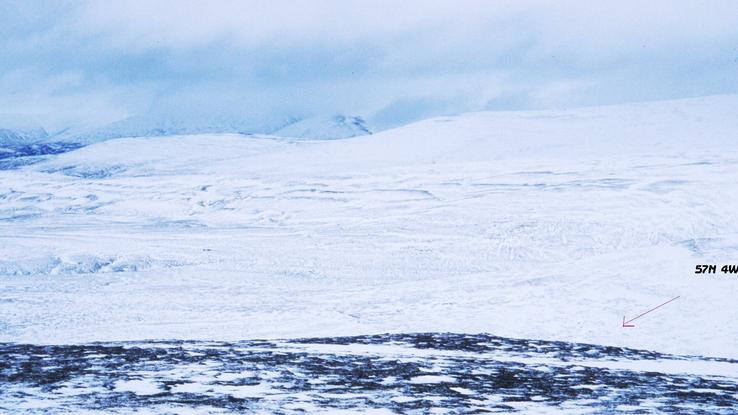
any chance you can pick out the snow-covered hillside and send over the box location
[273,115,371,139]
[66,113,266,144]
[1,96,737,361]
[63,113,371,144]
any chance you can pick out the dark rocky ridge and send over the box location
[2,333,736,414]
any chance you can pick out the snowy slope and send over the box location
[67,113,371,144]
[66,113,296,144]
[69,114,371,143]
[273,115,371,139]
[1,95,738,360]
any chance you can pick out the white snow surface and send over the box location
[1,95,737,359]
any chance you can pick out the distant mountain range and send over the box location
[0,114,49,149]
[0,113,373,150]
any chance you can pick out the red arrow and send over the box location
[622,296,680,328]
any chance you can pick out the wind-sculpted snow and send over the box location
[0,254,191,276]
[2,333,737,414]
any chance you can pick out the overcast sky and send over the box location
[2,0,738,130]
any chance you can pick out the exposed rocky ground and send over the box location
[0,142,82,170]
[2,333,736,414]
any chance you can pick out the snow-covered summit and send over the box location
[273,115,371,140]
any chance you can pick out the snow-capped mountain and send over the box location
[0,115,49,148]
[64,113,371,144]
[0,128,48,147]
[272,115,371,139]
[0,112,374,169]
[66,113,266,144]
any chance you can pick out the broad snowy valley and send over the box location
[1,96,738,413]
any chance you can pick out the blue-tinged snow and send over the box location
[1,96,737,361]
[61,112,370,145]
[273,115,371,140]
[64,113,284,144]
[0,114,49,148]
